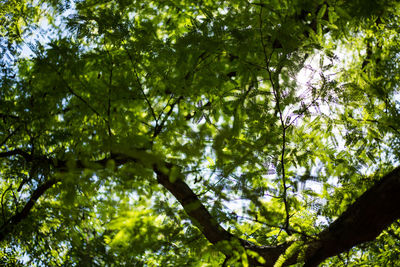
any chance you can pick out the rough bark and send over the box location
[300,166,400,266]
[154,163,234,244]
[0,178,58,241]
[154,162,400,266]
[153,163,400,266]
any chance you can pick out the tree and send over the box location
[1,0,400,265]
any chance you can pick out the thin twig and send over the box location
[104,41,114,138]
[235,214,315,239]
[153,96,183,138]
[51,65,102,118]
[259,3,291,234]
[0,126,20,148]
[123,45,158,124]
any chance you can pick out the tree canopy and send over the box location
[1,0,400,266]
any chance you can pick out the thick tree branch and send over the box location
[299,166,400,266]
[161,164,400,267]
[0,149,32,161]
[152,162,287,266]
[260,166,400,266]
[43,152,285,264]
[0,178,59,242]
[3,149,400,266]
[153,163,234,244]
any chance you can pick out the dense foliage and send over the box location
[1,0,400,266]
